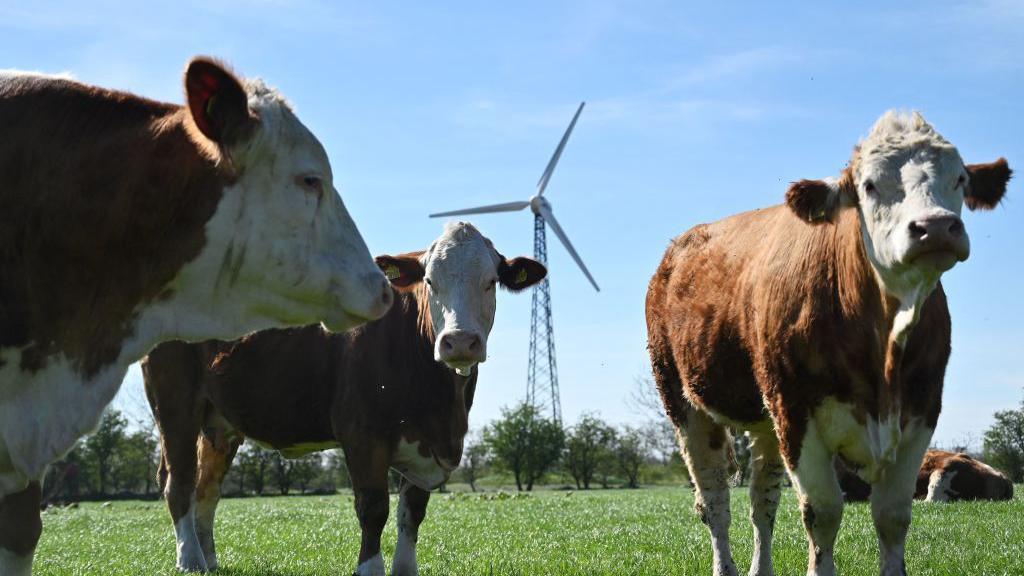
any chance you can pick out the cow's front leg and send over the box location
[0,482,41,576]
[392,479,431,576]
[870,422,932,576]
[348,447,390,576]
[789,423,843,576]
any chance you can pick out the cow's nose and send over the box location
[359,273,393,321]
[439,331,483,361]
[908,215,964,244]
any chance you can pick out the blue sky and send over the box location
[4,1,1021,448]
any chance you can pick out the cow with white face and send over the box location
[144,222,545,574]
[0,57,391,574]
[647,111,1010,576]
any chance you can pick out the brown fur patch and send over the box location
[0,71,228,376]
[915,449,1014,501]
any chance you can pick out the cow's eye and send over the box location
[864,180,876,194]
[425,278,433,287]
[956,174,966,188]
[486,278,497,290]
[297,175,324,195]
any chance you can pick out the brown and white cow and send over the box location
[0,58,393,574]
[915,450,1014,502]
[144,222,545,574]
[646,111,1010,576]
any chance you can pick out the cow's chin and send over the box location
[319,309,370,334]
[443,361,476,377]
[907,249,965,273]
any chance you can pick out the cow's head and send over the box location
[181,57,392,335]
[786,111,1010,299]
[374,222,546,375]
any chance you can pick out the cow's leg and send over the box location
[678,407,739,576]
[789,423,843,576]
[195,434,240,571]
[0,482,42,576]
[392,479,430,576]
[348,448,390,576]
[747,431,784,576]
[143,343,207,572]
[870,424,932,576]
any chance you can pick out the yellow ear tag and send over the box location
[385,265,401,281]
[515,268,528,284]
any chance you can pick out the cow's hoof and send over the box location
[353,554,385,576]
[176,552,209,573]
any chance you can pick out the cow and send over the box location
[143,221,546,574]
[916,450,1014,502]
[0,57,394,575]
[646,111,1011,576]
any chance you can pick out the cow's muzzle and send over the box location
[905,215,969,270]
[438,330,485,375]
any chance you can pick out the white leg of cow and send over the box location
[790,423,843,576]
[871,423,932,576]
[747,432,784,576]
[174,498,208,572]
[194,435,237,571]
[392,482,430,576]
[194,488,220,570]
[354,553,385,576]
[680,409,739,576]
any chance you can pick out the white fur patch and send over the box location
[354,553,385,576]
[175,501,208,572]
[392,492,419,576]
[0,547,33,576]
[925,469,957,503]
[392,440,447,491]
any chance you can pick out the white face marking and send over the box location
[179,82,390,337]
[0,546,33,576]
[392,439,448,491]
[174,501,208,572]
[925,469,957,502]
[422,222,502,372]
[354,553,385,576]
[854,112,970,300]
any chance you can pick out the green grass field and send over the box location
[36,486,1024,575]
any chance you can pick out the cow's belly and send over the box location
[391,439,448,491]
[0,348,127,495]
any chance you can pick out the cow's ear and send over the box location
[785,178,842,224]
[499,257,547,292]
[184,57,255,146]
[375,252,425,290]
[965,158,1011,211]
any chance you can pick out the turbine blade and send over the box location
[429,200,530,218]
[538,203,600,292]
[536,102,585,197]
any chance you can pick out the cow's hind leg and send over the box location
[788,423,843,576]
[347,446,390,576]
[195,433,240,571]
[0,482,42,576]
[144,343,207,573]
[748,431,784,576]
[678,407,739,576]
[391,478,430,576]
[871,423,932,576]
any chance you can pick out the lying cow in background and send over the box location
[647,111,1010,576]
[144,221,546,575]
[917,450,1014,502]
[837,449,1014,503]
[0,58,391,575]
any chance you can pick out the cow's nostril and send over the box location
[380,279,394,308]
[442,337,454,352]
[948,218,964,237]
[469,336,481,352]
[908,221,927,239]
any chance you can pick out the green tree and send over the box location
[84,409,128,495]
[484,403,564,491]
[459,429,489,492]
[112,429,159,494]
[983,397,1024,482]
[563,414,616,490]
[615,425,648,489]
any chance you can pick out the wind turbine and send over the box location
[429,102,597,425]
